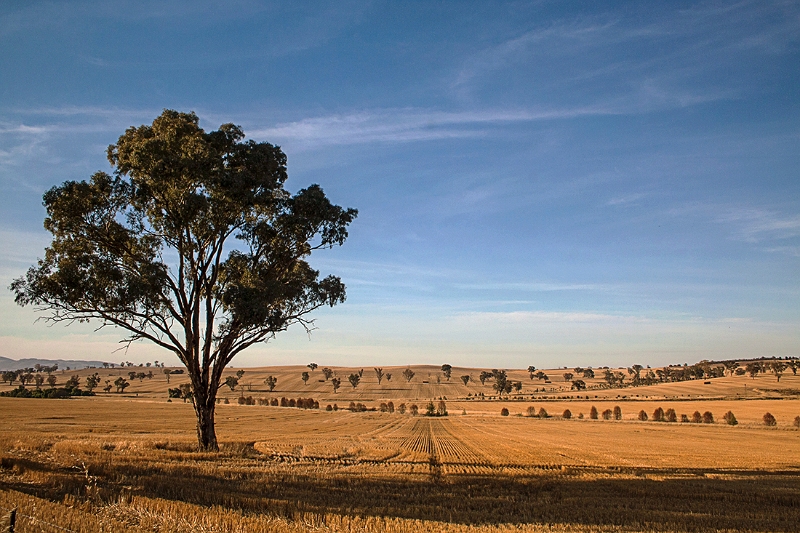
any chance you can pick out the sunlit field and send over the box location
[1,365,799,532]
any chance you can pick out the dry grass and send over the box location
[1,395,799,532]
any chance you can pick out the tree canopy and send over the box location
[11,110,357,450]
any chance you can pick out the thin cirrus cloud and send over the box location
[247,106,615,148]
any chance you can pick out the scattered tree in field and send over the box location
[602,409,613,420]
[358,369,364,378]
[583,368,595,379]
[85,374,100,392]
[702,411,714,424]
[441,364,452,381]
[526,406,537,417]
[103,380,112,393]
[409,404,419,416]
[763,412,777,426]
[787,360,799,376]
[402,368,415,383]
[307,362,318,372]
[563,372,574,382]
[590,406,598,419]
[34,374,45,389]
[348,373,360,389]
[379,402,389,412]
[512,381,522,393]
[665,408,677,423]
[652,407,665,422]
[745,363,760,379]
[374,368,384,384]
[235,369,246,381]
[562,409,572,419]
[387,401,394,413]
[571,379,586,390]
[385,372,392,382]
[397,403,406,414]
[613,406,622,420]
[135,371,147,382]
[426,401,436,416]
[538,407,549,418]
[47,374,57,388]
[723,411,738,426]
[691,411,703,423]
[1,371,15,385]
[500,407,510,416]
[224,376,239,391]
[10,110,357,451]
[437,400,448,416]
[681,414,689,423]
[461,375,470,386]
[331,377,341,393]
[527,365,536,380]
[322,367,334,380]
[793,415,800,428]
[492,370,511,396]
[163,368,171,383]
[770,362,786,382]
[638,410,648,421]
[479,371,492,385]
[723,361,739,376]
[179,383,193,402]
[114,377,129,393]
[264,376,277,392]
[301,371,310,385]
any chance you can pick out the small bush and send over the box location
[613,406,622,420]
[326,404,333,411]
[526,406,537,417]
[638,410,648,421]
[702,411,714,424]
[722,411,738,426]
[665,408,677,423]
[562,409,572,419]
[409,404,419,416]
[538,407,549,418]
[602,409,612,420]
[691,411,702,423]
[681,414,689,423]
[500,407,510,416]
[763,412,777,426]
[652,407,664,422]
[589,406,598,419]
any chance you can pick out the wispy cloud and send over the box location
[248,106,614,148]
[717,207,800,243]
[454,282,612,292]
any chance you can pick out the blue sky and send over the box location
[1,1,798,368]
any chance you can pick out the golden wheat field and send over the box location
[1,365,799,532]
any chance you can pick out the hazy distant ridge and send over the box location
[0,356,108,371]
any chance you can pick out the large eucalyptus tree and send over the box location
[12,110,357,450]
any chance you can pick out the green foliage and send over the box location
[0,385,93,398]
[10,110,356,451]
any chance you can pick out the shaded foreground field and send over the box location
[2,397,800,532]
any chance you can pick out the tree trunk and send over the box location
[194,397,218,451]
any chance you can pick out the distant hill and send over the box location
[0,356,109,371]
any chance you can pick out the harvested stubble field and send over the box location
[1,384,800,533]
